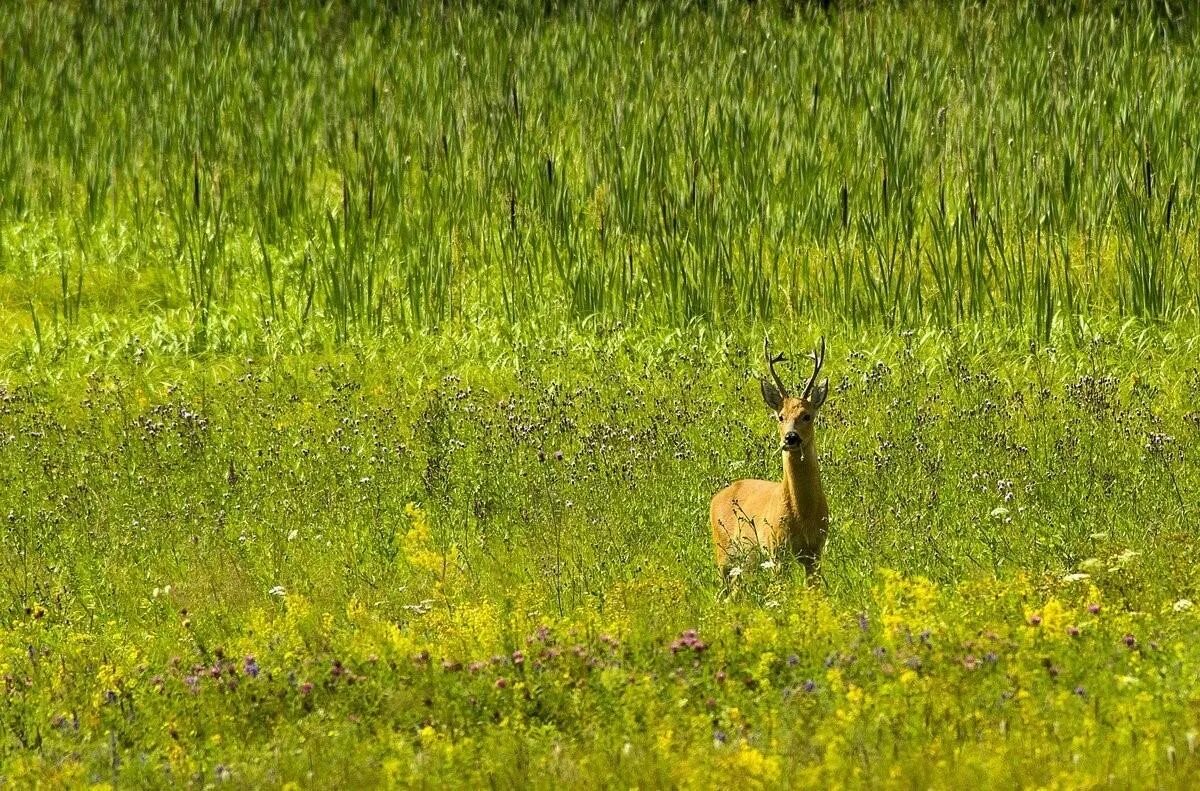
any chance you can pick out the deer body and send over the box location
[710,338,830,577]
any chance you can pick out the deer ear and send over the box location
[809,378,830,410]
[760,378,784,411]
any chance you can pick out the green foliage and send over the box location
[3,326,1200,784]
[2,1,1200,349]
[3,1,1200,787]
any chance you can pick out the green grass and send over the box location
[4,1,1200,788]
[5,324,1200,785]
[2,1,1200,353]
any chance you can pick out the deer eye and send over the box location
[801,413,813,422]
[776,413,785,422]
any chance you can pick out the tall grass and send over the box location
[1,2,1198,348]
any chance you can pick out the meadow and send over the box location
[2,1,1200,787]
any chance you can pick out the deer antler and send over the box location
[801,336,826,399]
[763,336,789,398]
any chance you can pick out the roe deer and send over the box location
[710,336,830,578]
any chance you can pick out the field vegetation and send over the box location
[2,1,1200,787]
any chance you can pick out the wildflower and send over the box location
[1067,625,1081,638]
[268,585,286,597]
[760,559,776,571]
[715,670,727,683]
[727,566,743,579]
[1074,685,1086,697]
[857,612,870,631]
[495,677,508,689]
[1087,603,1101,615]
[983,652,998,664]
[1122,633,1137,648]
[1174,599,1194,613]
[553,450,563,461]
[299,681,314,695]
[1062,573,1090,583]
[713,729,727,747]
[215,765,232,782]
[1028,614,1042,627]
[184,675,199,693]
[801,679,816,693]
[511,650,525,666]
[243,656,260,678]
[786,654,800,666]
[962,655,978,671]
[670,629,708,654]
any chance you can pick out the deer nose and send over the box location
[783,431,801,448]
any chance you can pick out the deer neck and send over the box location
[781,443,824,515]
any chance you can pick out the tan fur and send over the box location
[710,339,831,578]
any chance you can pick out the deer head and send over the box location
[760,336,829,454]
